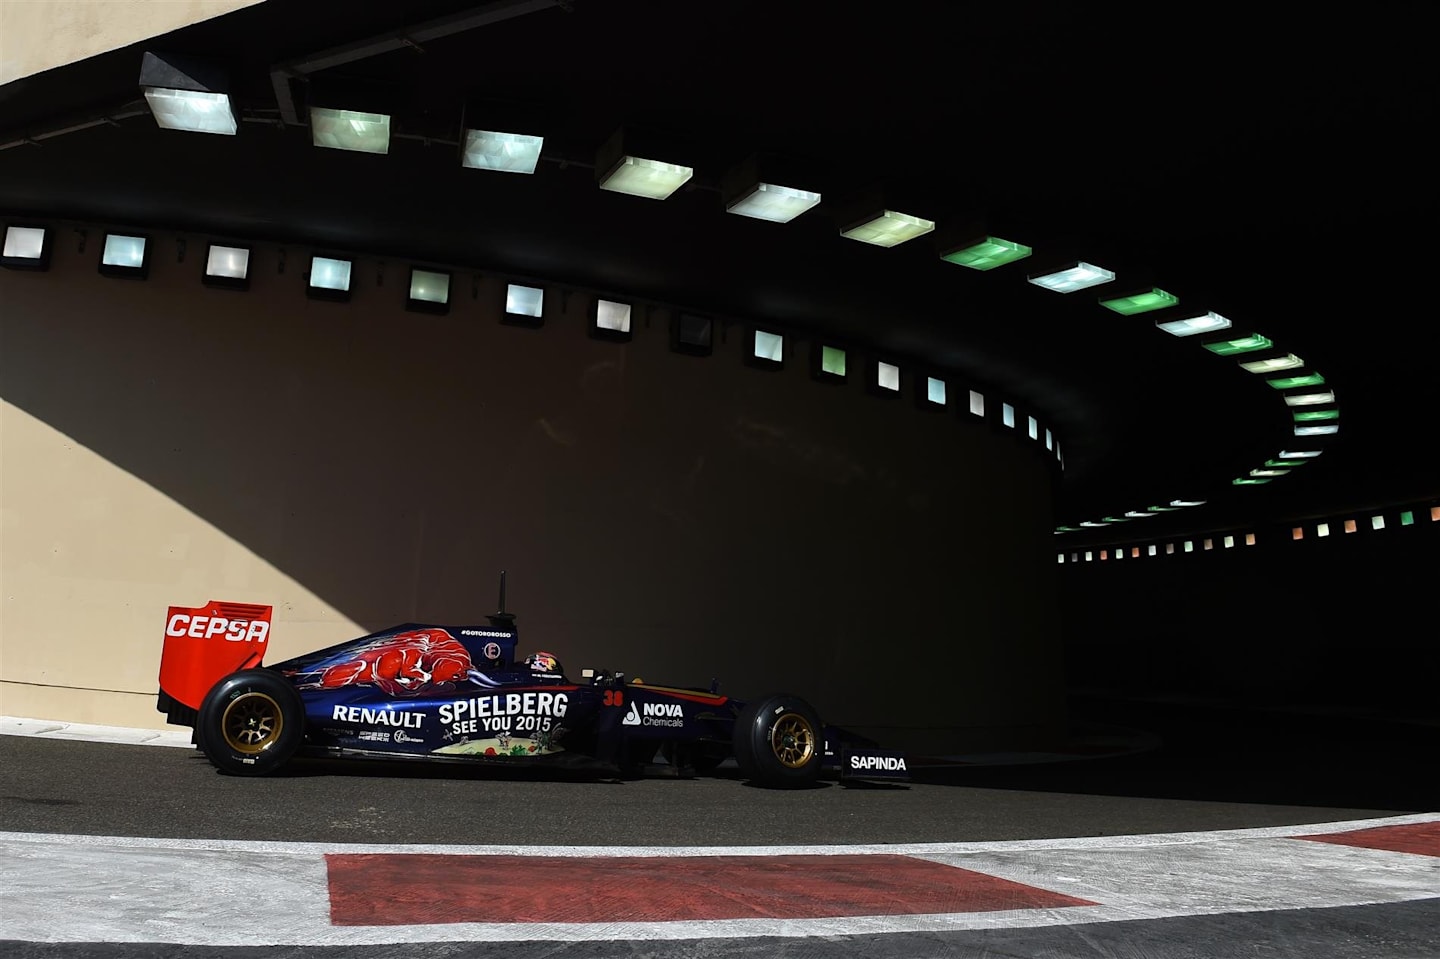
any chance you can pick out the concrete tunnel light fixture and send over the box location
[840,210,936,248]
[1,224,50,270]
[140,51,237,135]
[595,128,693,200]
[461,125,545,174]
[940,235,1033,271]
[307,77,396,155]
[307,255,353,301]
[722,154,822,223]
[1156,311,1231,337]
[1027,261,1115,293]
[1100,288,1179,315]
[407,268,452,314]
[99,234,149,279]
[202,244,251,290]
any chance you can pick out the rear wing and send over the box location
[157,600,272,725]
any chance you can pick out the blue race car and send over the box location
[156,578,908,788]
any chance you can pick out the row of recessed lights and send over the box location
[138,50,1293,502]
[1058,505,1439,563]
[124,53,1168,286]
[1052,279,1341,532]
[1,220,1066,465]
[135,50,1247,493]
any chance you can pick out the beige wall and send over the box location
[0,0,266,86]
[0,220,1064,752]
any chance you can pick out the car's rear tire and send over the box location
[732,694,823,788]
[196,669,304,776]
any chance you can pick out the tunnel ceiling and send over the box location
[1,0,1434,542]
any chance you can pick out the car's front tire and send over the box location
[732,694,823,788]
[196,669,304,776]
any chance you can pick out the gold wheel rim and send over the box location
[221,691,283,754]
[769,712,816,768]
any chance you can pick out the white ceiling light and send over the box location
[595,128,693,200]
[202,244,250,289]
[461,129,544,174]
[1239,354,1304,374]
[754,329,784,362]
[309,256,352,293]
[840,210,935,248]
[727,183,822,223]
[100,234,149,278]
[876,361,900,391]
[408,269,451,312]
[1283,391,1337,406]
[595,299,631,333]
[506,284,544,318]
[139,51,236,135]
[205,245,249,279]
[1156,311,1232,337]
[1027,262,1115,293]
[2,226,46,263]
[599,156,692,200]
[144,88,237,135]
[310,108,391,154]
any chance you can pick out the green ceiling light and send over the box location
[1400,510,1415,526]
[1264,459,1307,468]
[1239,353,1303,373]
[1233,477,1272,485]
[1100,288,1178,315]
[941,236,1032,270]
[1267,372,1326,390]
[1147,505,1180,512]
[1293,408,1340,421]
[821,346,847,376]
[1055,526,1082,533]
[1102,515,1131,523]
[1203,333,1273,356]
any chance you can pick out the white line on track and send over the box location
[3,812,1436,857]
[2,815,1437,945]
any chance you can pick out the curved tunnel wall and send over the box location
[0,227,1064,752]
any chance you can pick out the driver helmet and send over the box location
[524,651,562,675]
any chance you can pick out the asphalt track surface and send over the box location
[3,699,1438,958]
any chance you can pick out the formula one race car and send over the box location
[156,578,908,788]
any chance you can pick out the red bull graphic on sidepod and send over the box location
[283,627,473,696]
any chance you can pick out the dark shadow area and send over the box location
[914,695,1439,813]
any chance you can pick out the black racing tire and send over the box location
[196,669,305,776]
[732,694,823,788]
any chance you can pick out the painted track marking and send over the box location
[326,852,1095,924]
